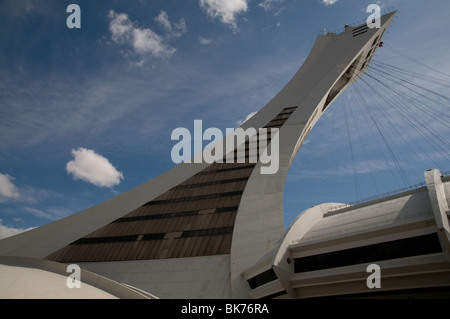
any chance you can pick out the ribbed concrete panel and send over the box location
[0,12,398,299]
[46,107,297,263]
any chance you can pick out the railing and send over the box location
[326,170,450,214]
[326,181,427,214]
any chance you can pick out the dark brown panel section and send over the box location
[46,107,297,263]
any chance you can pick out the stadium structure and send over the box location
[1,11,449,299]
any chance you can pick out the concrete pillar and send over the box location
[425,169,450,261]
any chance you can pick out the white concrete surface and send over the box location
[241,170,450,299]
[78,254,231,299]
[0,12,400,299]
[0,264,118,299]
[230,11,397,298]
[0,256,150,299]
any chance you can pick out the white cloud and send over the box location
[173,19,188,37]
[259,0,284,12]
[155,10,172,32]
[199,0,249,29]
[22,206,69,221]
[155,10,187,38]
[66,147,124,188]
[199,36,213,45]
[108,10,176,58]
[0,219,34,240]
[321,0,338,6]
[237,111,257,126]
[23,207,53,220]
[133,28,174,56]
[292,159,396,181]
[0,173,20,201]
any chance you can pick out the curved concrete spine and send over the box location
[0,12,397,299]
[230,12,397,298]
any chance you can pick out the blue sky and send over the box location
[0,0,449,239]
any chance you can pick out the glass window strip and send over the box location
[173,177,250,190]
[113,206,239,224]
[181,226,233,238]
[143,191,244,206]
[247,268,278,290]
[68,226,234,246]
[294,233,442,273]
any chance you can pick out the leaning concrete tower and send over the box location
[0,12,397,299]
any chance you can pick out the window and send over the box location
[264,107,298,129]
[323,55,362,112]
[112,210,199,223]
[181,227,233,238]
[352,24,369,37]
[360,61,367,71]
[195,164,255,176]
[294,233,442,273]
[372,35,380,47]
[144,191,244,206]
[173,177,249,190]
[247,268,278,289]
[71,235,140,245]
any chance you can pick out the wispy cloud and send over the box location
[108,10,176,58]
[23,207,55,220]
[1,0,49,18]
[292,159,396,181]
[199,0,249,30]
[0,61,176,156]
[23,206,69,221]
[0,173,20,202]
[259,0,285,15]
[0,173,65,205]
[199,36,213,45]
[321,0,339,6]
[66,147,124,188]
[155,10,187,38]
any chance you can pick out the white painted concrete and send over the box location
[77,255,231,299]
[0,12,400,299]
[241,171,450,299]
[0,256,150,299]
[230,11,397,298]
